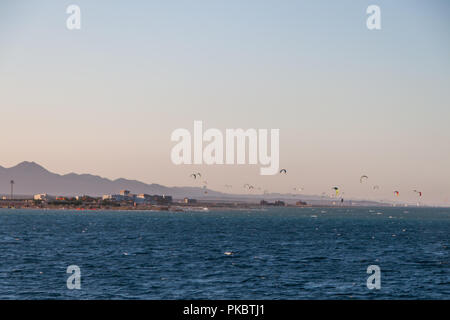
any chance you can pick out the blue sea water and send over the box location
[0,207,448,299]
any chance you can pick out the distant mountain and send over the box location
[0,161,225,199]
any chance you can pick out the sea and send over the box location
[0,207,448,299]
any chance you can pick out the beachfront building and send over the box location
[135,193,154,204]
[155,195,172,205]
[34,194,49,201]
[136,194,173,205]
[103,190,135,202]
[102,194,125,201]
[260,200,285,207]
[184,198,197,204]
[75,195,96,202]
[120,190,130,196]
[102,192,172,205]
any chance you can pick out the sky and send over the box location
[0,0,449,205]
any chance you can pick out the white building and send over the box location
[102,194,125,201]
[120,190,130,196]
[34,193,48,201]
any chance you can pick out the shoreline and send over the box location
[0,203,435,212]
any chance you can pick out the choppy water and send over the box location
[0,207,448,299]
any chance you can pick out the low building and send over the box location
[135,194,154,204]
[103,192,172,205]
[102,194,125,201]
[155,195,172,205]
[34,194,49,201]
[120,190,130,196]
[75,195,96,202]
[260,200,285,207]
[184,198,197,204]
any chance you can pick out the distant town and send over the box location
[0,188,310,211]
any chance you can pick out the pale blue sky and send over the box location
[0,1,449,204]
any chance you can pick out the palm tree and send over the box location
[10,180,14,200]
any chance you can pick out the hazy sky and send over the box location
[0,0,449,204]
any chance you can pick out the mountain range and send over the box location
[0,161,225,199]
